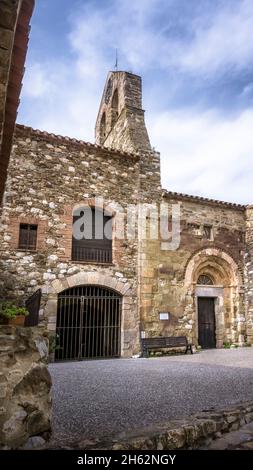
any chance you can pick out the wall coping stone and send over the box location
[48,400,253,450]
[15,124,140,160]
[162,189,245,211]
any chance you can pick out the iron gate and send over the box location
[55,285,122,361]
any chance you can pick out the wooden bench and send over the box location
[141,336,193,358]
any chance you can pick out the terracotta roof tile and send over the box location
[15,123,139,160]
[162,190,245,210]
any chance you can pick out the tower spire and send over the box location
[114,48,118,71]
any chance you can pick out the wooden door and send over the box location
[198,297,216,349]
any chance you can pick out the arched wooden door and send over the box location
[55,285,122,361]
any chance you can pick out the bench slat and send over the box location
[142,338,167,346]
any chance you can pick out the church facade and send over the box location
[0,71,253,359]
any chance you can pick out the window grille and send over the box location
[18,224,37,250]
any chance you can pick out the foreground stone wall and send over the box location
[67,401,253,450]
[0,326,51,449]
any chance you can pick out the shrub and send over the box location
[223,342,239,349]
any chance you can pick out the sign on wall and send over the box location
[159,312,170,321]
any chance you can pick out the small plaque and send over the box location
[159,312,169,321]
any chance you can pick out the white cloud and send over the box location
[148,108,253,204]
[20,58,102,140]
[173,0,253,76]
[22,63,52,98]
[18,0,253,205]
[67,0,253,77]
[68,2,151,73]
[241,82,253,97]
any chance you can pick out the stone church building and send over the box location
[1,71,253,360]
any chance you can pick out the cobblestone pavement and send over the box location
[49,348,253,446]
[206,422,253,449]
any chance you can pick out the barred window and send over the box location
[72,208,112,264]
[18,224,38,250]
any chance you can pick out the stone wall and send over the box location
[140,192,247,346]
[95,71,151,153]
[103,107,151,154]
[1,68,253,354]
[0,325,51,449]
[50,400,253,450]
[111,402,253,451]
[245,206,253,343]
[0,0,34,202]
[0,122,250,352]
[0,124,142,356]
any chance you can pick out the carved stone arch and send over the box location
[72,199,117,218]
[184,247,241,288]
[43,271,138,357]
[50,271,132,296]
[183,247,245,348]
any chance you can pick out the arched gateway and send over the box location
[44,271,137,360]
[56,285,122,361]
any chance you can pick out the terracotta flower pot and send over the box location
[8,315,26,326]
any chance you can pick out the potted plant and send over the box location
[0,301,29,326]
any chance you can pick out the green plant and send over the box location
[48,333,61,354]
[223,341,232,349]
[0,301,29,320]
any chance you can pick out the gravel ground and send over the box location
[49,348,253,446]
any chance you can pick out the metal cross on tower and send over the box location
[115,48,118,71]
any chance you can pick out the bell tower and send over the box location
[95,71,151,153]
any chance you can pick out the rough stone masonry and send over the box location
[0,326,51,448]
[0,0,35,202]
[0,70,253,359]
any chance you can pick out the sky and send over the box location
[18,0,253,204]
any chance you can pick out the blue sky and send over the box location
[19,0,253,204]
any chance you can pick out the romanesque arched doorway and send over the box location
[184,248,244,348]
[55,285,122,361]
